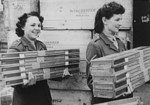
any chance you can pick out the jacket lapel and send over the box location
[21,37,36,51]
[99,33,119,52]
[35,41,44,51]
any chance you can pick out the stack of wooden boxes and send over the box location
[94,96,143,105]
[0,49,80,87]
[91,46,150,98]
[129,46,150,90]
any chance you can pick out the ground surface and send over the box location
[134,82,150,105]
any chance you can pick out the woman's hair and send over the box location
[94,1,125,34]
[16,11,44,37]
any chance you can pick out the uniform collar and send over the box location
[21,36,36,51]
[99,33,119,52]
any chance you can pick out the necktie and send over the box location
[112,37,118,49]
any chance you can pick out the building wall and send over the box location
[0,0,3,11]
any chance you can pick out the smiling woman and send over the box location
[86,1,133,104]
[7,12,52,105]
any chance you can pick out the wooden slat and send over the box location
[0,58,80,68]
[0,49,79,60]
[92,70,127,83]
[93,85,128,98]
[94,96,142,105]
[1,67,80,87]
[93,79,127,90]
[0,54,80,65]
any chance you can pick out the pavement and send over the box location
[134,82,150,105]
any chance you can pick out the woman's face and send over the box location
[103,14,123,35]
[23,16,41,41]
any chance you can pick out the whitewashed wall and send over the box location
[3,0,39,30]
[0,1,3,11]
[40,0,133,29]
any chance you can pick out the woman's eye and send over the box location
[38,24,41,27]
[30,23,41,27]
[31,24,36,27]
[115,18,122,21]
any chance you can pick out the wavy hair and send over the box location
[16,11,44,37]
[94,1,125,34]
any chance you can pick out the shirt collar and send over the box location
[104,33,117,42]
[21,36,36,50]
[98,33,119,51]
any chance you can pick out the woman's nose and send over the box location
[118,20,123,27]
[35,25,41,30]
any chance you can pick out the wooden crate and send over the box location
[0,49,80,63]
[49,74,92,105]
[51,89,92,105]
[92,70,128,98]
[92,70,127,83]
[93,79,127,90]
[133,46,150,69]
[91,50,140,73]
[0,41,8,53]
[144,60,150,69]
[128,68,150,90]
[0,49,80,68]
[0,49,80,87]
[90,47,150,98]
[91,59,140,75]
[135,46,150,56]
[143,70,150,82]
[93,85,128,99]
[94,96,142,105]
[131,77,145,90]
[128,66,142,75]
[130,71,144,82]
[40,0,133,29]
[3,0,39,30]
[1,64,80,86]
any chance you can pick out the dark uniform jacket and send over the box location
[86,33,133,104]
[8,37,52,105]
[86,33,126,86]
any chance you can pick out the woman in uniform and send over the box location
[86,1,133,104]
[8,12,52,105]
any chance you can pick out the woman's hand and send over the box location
[23,72,36,86]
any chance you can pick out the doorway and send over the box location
[133,0,150,47]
